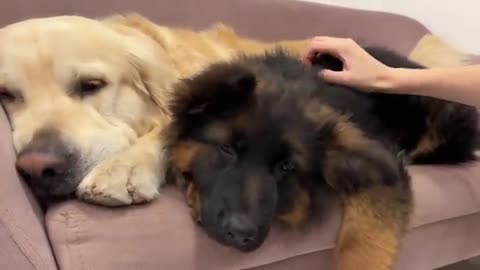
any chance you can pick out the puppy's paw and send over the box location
[77,156,161,207]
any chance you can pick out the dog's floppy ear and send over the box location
[102,15,179,115]
[169,63,257,118]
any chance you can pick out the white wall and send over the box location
[300,0,480,54]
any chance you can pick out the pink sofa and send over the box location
[1,1,480,269]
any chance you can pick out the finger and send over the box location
[302,47,321,65]
[303,37,333,61]
[304,38,348,63]
[318,69,349,84]
[312,36,352,42]
[302,56,313,67]
[302,49,323,66]
[303,37,356,66]
[311,36,331,42]
[303,46,338,66]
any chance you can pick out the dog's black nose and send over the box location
[15,129,80,200]
[16,151,65,181]
[223,213,258,248]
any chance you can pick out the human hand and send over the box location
[303,36,394,92]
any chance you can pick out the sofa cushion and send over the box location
[46,162,480,270]
[0,107,58,270]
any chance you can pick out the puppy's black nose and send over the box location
[223,213,258,248]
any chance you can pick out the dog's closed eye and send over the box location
[75,78,107,97]
[0,87,23,104]
[0,87,16,102]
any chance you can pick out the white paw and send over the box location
[76,156,162,207]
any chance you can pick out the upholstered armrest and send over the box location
[0,107,57,270]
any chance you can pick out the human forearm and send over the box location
[304,36,480,106]
[382,65,480,107]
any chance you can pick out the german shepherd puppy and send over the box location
[167,47,478,270]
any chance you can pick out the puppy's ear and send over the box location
[169,63,256,118]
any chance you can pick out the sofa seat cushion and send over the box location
[46,162,480,270]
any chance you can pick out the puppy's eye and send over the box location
[218,144,235,156]
[273,160,296,179]
[279,160,296,173]
[76,78,107,97]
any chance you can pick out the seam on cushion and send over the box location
[413,209,480,231]
[64,211,88,270]
[0,211,41,270]
[411,208,480,229]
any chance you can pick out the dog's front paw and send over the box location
[77,156,162,207]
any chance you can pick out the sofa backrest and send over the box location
[0,0,430,56]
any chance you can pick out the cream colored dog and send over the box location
[0,14,311,206]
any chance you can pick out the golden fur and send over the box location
[0,14,310,206]
[409,34,467,67]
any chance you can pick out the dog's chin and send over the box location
[43,193,77,209]
[33,189,77,210]
[27,180,81,209]
[234,235,268,252]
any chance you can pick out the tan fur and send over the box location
[105,14,311,79]
[409,129,440,160]
[284,132,309,169]
[186,182,201,222]
[203,122,230,144]
[336,186,412,270]
[304,100,339,127]
[304,100,366,151]
[277,188,311,229]
[170,141,201,173]
[409,34,467,68]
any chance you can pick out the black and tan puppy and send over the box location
[167,47,478,270]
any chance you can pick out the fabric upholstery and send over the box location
[0,108,57,270]
[46,163,480,270]
[0,0,428,56]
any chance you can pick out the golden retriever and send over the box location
[0,14,310,206]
